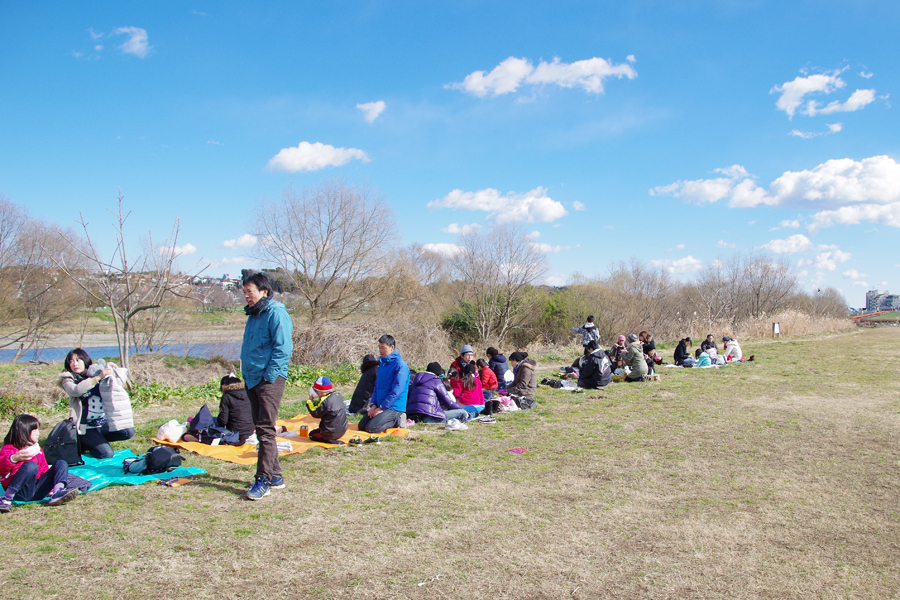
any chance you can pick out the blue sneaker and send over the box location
[246,476,270,500]
[268,474,285,489]
[0,496,12,513]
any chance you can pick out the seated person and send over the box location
[695,348,712,368]
[451,363,484,416]
[486,347,511,387]
[723,336,743,361]
[607,335,628,367]
[358,334,409,433]
[506,352,537,408]
[578,340,613,389]
[348,354,380,415]
[217,373,255,439]
[306,377,349,444]
[624,334,649,382]
[700,334,718,354]
[407,363,471,425]
[450,344,475,373]
[640,331,662,364]
[673,337,693,366]
[476,358,498,401]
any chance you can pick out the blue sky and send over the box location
[1,1,897,308]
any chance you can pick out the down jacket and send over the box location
[578,350,612,389]
[507,359,537,400]
[58,365,134,435]
[488,354,510,383]
[406,372,465,420]
[725,340,743,361]
[217,382,255,437]
[348,362,378,414]
[451,376,484,406]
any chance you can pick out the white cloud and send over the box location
[442,223,482,235]
[222,234,258,249]
[161,243,197,257]
[860,71,874,79]
[814,250,851,271]
[654,155,900,232]
[716,240,736,248]
[89,28,103,40]
[94,45,103,52]
[207,140,223,146]
[806,88,876,116]
[842,269,868,279]
[529,242,570,253]
[265,141,370,173]
[428,187,568,224]
[771,71,846,119]
[828,123,843,133]
[650,255,703,274]
[675,243,685,249]
[779,219,800,228]
[797,270,808,277]
[356,101,386,123]
[789,129,818,139]
[759,234,813,254]
[572,200,586,211]
[421,242,463,257]
[448,55,637,97]
[113,27,151,58]
[525,230,541,240]
[852,281,869,288]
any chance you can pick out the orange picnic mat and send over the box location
[152,414,409,465]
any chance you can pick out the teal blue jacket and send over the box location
[241,299,293,389]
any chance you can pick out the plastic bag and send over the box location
[157,419,187,443]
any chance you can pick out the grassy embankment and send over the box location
[1,327,898,599]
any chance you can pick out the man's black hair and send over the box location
[378,334,396,347]
[243,272,272,295]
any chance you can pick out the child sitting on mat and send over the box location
[306,377,349,445]
[1,414,79,513]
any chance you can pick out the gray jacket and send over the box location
[571,324,600,346]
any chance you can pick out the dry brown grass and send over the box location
[1,328,898,599]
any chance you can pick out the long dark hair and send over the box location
[63,348,93,374]
[462,364,477,391]
[4,414,40,449]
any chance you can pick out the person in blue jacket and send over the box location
[358,334,410,433]
[240,273,293,501]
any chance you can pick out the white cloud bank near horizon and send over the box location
[428,186,568,224]
[448,55,637,97]
[651,155,900,233]
[266,141,370,172]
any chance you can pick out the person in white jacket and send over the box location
[723,336,743,361]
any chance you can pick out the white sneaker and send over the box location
[445,419,468,431]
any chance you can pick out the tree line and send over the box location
[0,180,849,367]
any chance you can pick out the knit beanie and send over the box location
[426,362,444,377]
[617,335,626,343]
[627,333,639,342]
[313,376,333,393]
[509,351,528,362]
[460,344,474,355]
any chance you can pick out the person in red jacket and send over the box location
[1,414,79,513]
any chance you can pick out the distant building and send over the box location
[865,290,900,312]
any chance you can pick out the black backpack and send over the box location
[44,418,84,467]
[144,446,184,474]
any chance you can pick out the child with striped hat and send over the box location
[306,376,349,444]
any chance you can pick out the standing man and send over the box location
[241,273,293,501]
[358,334,410,433]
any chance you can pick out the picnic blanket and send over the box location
[8,449,206,504]
[152,414,409,465]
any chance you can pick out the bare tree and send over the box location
[54,190,197,371]
[452,224,548,343]
[253,178,399,323]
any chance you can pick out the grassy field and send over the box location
[1,328,898,599]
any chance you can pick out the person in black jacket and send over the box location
[307,376,348,444]
[700,335,718,353]
[577,341,613,389]
[673,337,692,366]
[217,374,255,439]
[348,354,380,415]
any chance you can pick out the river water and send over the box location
[1,342,242,363]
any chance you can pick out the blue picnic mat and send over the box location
[6,448,205,504]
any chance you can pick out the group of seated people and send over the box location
[673,334,750,367]
[349,343,539,432]
[565,327,664,387]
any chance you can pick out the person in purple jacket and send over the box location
[406,363,471,425]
